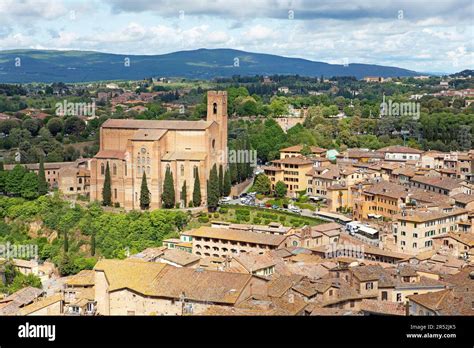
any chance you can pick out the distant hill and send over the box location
[450,69,473,78]
[0,48,419,83]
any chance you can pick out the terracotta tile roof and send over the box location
[160,249,200,267]
[267,274,304,298]
[150,266,251,304]
[272,157,313,165]
[94,150,126,160]
[363,181,409,200]
[395,207,467,223]
[351,264,386,282]
[411,176,463,190]
[102,118,214,130]
[360,299,406,315]
[0,287,44,315]
[94,259,167,295]
[185,226,287,247]
[95,259,252,304]
[65,270,95,286]
[280,145,327,154]
[452,193,474,204]
[377,145,424,154]
[291,278,333,297]
[233,252,277,272]
[433,232,474,247]
[262,165,283,172]
[311,222,343,234]
[19,293,63,315]
[130,129,167,141]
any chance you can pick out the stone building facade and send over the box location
[89,91,228,210]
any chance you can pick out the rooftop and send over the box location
[102,118,214,131]
[185,226,287,246]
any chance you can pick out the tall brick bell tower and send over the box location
[206,91,228,167]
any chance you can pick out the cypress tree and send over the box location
[223,169,231,197]
[140,171,151,210]
[38,157,48,196]
[230,161,238,184]
[0,161,5,194]
[181,180,187,207]
[192,167,201,207]
[207,164,219,211]
[162,166,175,208]
[102,162,112,206]
[91,233,96,256]
[218,164,224,197]
[64,231,69,252]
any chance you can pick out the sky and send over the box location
[0,0,472,73]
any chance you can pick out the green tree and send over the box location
[0,161,5,193]
[253,174,271,195]
[46,117,63,136]
[180,180,187,207]
[102,162,112,206]
[21,172,39,199]
[64,116,86,135]
[223,169,231,197]
[140,171,151,210]
[207,164,220,211]
[192,167,201,207]
[5,164,27,196]
[274,181,287,198]
[162,166,175,209]
[63,231,69,252]
[91,233,96,256]
[38,157,48,196]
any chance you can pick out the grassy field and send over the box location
[195,204,325,228]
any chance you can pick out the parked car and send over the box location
[289,207,302,214]
[271,205,279,210]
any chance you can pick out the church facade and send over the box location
[90,91,228,210]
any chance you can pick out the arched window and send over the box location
[180,164,184,176]
[166,163,170,171]
[147,166,151,175]
[113,164,117,176]
[213,102,217,114]
[142,157,145,164]
[212,139,216,149]
[147,157,150,165]
[137,157,141,165]
[193,165,198,178]
[100,163,105,175]
[142,166,146,175]
[78,178,82,184]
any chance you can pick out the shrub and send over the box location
[198,216,209,223]
[219,207,228,214]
